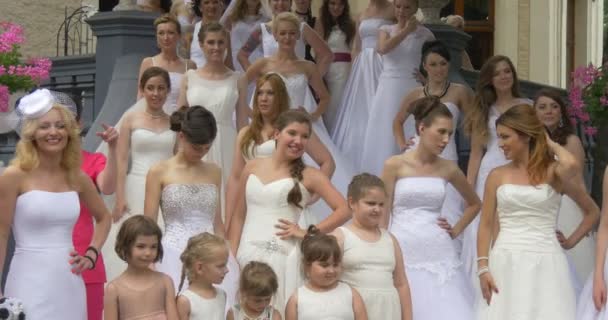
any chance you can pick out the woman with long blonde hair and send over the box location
[0,89,111,320]
[476,104,597,319]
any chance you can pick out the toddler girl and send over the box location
[227,261,282,320]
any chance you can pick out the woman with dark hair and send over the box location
[534,88,595,281]
[392,40,472,229]
[477,104,597,319]
[144,105,239,308]
[315,0,356,132]
[190,0,234,68]
[103,67,177,281]
[460,55,532,279]
[227,110,350,314]
[382,96,479,319]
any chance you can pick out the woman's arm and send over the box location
[380,157,399,229]
[164,275,179,320]
[225,127,248,231]
[548,134,580,183]
[376,18,416,55]
[447,163,482,238]
[143,163,164,223]
[226,163,252,255]
[237,25,263,70]
[176,295,191,320]
[235,75,250,130]
[302,24,333,76]
[559,180,600,249]
[564,134,586,177]
[224,32,235,70]
[351,287,368,320]
[103,283,119,320]
[304,132,335,179]
[466,133,484,187]
[212,167,226,238]
[0,168,20,288]
[477,169,500,305]
[95,124,119,195]
[306,64,330,121]
[593,168,608,310]
[284,292,298,320]
[113,114,133,222]
[391,235,412,320]
[137,57,153,99]
[392,90,419,151]
[176,71,190,109]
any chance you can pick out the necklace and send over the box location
[145,109,166,119]
[424,81,450,98]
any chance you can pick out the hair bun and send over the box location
[169,106,189,132]
[305,225,320,239]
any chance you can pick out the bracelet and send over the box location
[83,255,96,270]
[86,246,99,262]
[477,267,490,277]
[476,256,489,262]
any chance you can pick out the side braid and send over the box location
[287,157,305,208]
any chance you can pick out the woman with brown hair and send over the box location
[476,104,598,319]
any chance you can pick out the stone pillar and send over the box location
[86,10,159,112]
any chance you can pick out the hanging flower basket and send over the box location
[0,22,52,113]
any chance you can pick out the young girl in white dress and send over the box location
[477,105,597,319]
[104,215,178,320]
[144,106,239,306]
[577,168,608,319]
[331,174,412,320]
[534,89,598,281]
[314,0,356,132]
[138,15,196,115]
[359,0,434,175]
[176,232,229,320]
[104,67,177,281]
[286,226,368,320]
[382,97,479,320]
[227,110,351,313]
[225,73,335,228]
[461,55,531,280]
[330,0,394,168]
[227,262,282,320]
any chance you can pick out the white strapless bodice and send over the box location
[186,70,240,127]
[245,139,275,160]
[494,184,562,253]
[359,18,392,49]
[281,73,314,112]
[129,129,176,176]
[160,184,218,250]
[261,22,306,58]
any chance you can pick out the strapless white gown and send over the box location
[280,73,356,220]
[360,25,435,175]
[323,27,351,133]
[390,177,474,319]
[236,174,310,313]
[330,18,391,171]
[156,183,239,312]
[102,128,176,281]
[5,191,86,320]
[477,184,576,319]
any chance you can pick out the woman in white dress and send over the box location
[461,55,531,280]
[190,0,234,69]
[534,88,597,281]
[236,0,332,75]
[392,40,472,234]
[227,110,351,313]
[314,0,356,132]
[144,106,239,309]
[243,12,356,216]
[359,0,434,175]
[0,89,111,319]
[104,67,177,281]
[138,14,197,115]
[177,22,248,208]
[477,104,597,319]
[382,97,479,319]
[578,168,608,319]
[330,0,394,169]
[225,72,335,229]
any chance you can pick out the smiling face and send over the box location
[201,30,227,63]
[128,235,160,268]
[142,75,169,112]
[497,124,528,160]
[33,108,70,155]
[349,186,386,228]
[327,0,345,18]
[491,60,515,93]
[306,255,341,289]
[419,116,453,156]
[156,22,179,51]
[273,20,300,50]
[423,52,449,82]
[534,95,562,130]
[200,0,223,20]
[273,121,310,160]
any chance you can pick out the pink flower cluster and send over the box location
[0,86,8,112]
[0,22,25,53]
[568,64,603,136]
[0,59,51,82]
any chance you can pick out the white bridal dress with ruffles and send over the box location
[5,191,87,320]
[156,183,239,312]
[477,184,576,319]
[236,174,310,314]
[390,177,474,319]
[330,18,391,171]
[102,128,176,281]
[360,24,434,175]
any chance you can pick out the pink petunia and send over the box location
[0,85,9,112]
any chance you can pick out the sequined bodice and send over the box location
[160,184,218,250]
[129,129,175,176]
[328,27,350,53]
[359,19,392,49]
[494,184,562,253]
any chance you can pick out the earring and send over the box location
[559,118,564,128]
